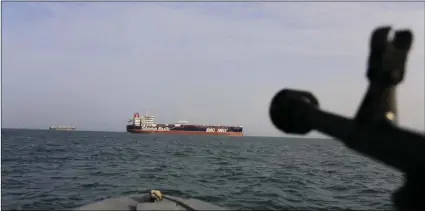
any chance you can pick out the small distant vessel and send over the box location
[126,112,244,136]
[49,126,76,131]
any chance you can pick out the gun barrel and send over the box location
[304,105,425,172]
[269,25,423,211]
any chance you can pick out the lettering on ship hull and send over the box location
[206,128,215,132]
[141,126,170,131]
[206,128,228,133]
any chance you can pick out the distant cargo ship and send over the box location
[126,112,243,136]
[49,126,76,131]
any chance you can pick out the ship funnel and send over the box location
[134,113,140,118]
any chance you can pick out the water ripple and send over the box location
[1,129,402,210]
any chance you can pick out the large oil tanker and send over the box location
[49,126,76,131]
[126,112,243,136]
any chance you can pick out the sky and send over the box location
[1,2,424,137]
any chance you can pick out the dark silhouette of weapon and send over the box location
[269,26,424,211]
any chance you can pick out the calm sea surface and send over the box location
[1,129,402,210]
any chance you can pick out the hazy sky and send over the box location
[2,2,424,137]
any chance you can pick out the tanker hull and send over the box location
[126,124,244,136]
[126,112,244,136]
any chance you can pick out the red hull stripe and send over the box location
[127,129,243,136]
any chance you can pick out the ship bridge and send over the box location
[142,115,155,126]
[130,112,156,127]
